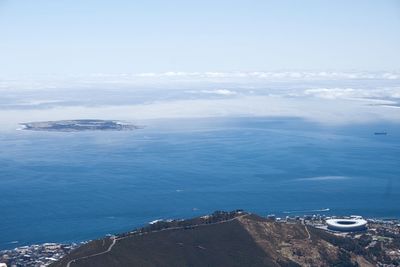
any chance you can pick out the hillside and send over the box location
[51,211,398,267]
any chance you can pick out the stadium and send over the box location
[326,218,368,232]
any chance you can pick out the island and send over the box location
[20,120,141,132]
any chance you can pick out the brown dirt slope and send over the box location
[52,213,374,267]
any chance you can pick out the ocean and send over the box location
[0,117,399,250]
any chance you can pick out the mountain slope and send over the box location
[51,212,377,267]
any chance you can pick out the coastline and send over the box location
[2,211,400,266]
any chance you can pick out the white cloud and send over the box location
[200,89,237,96]
[130,71,400,80]
[303,87,400,100]
[304,88,357,99]
[1,71,400,92]
[382,73,400,80]
[136,72,157,77]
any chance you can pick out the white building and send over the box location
[326,218,367,232]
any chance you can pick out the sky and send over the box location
[0,0,399,129]
[0,0,399,75]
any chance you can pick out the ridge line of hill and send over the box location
[66,213,250,267]
[50,210,400,267]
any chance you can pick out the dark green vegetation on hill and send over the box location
[52,211,400,267]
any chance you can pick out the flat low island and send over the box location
[20,119,141,132]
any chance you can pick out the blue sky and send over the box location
[0,0,399,75]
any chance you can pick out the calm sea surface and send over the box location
[0,117,399,250]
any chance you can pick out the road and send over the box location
[304,225,311,240]
[66,237,116,267]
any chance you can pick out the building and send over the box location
[326,218,367,232]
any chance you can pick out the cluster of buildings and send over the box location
[266,213,395,232]
[267,213,332,227]
[267,213,327,223]
[0,242,81,267]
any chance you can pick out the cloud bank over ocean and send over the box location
[0,71,399,130]
[133,71,400,80]
[1,71,400,91]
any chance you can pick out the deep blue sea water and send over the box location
[0,117,399,250]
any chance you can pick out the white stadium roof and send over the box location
[326,218,367,232]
